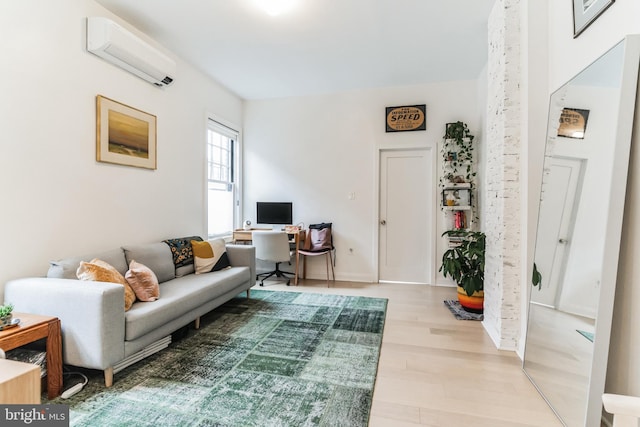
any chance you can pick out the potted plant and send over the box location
[0,303,14,328]
[439,230,486,313]
[442,121,476,184]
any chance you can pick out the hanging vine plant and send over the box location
[442,121,475,183]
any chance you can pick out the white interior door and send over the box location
[532,157,584,307]
[379,148,433,283]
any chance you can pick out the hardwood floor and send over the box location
[255,279,562,427]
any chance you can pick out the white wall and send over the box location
[544,0,640,401]
[243,82,480,283]
[548,2,640,92]
[0,0,243,301]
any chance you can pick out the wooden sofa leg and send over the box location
[194,317,201,330]
[104,367,113,387]
[246,289,251,298]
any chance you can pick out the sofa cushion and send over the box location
[124,266,250,341]
[77,259,136,311]
[163,236,202,270]
[125,260,159,302]
[122,243,175,284]
[48,248,128,279]
[192,239,231,274]
[175,264,195,278]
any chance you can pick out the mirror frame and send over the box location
[524,34,640,426]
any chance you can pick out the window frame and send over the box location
[205,116,242,239]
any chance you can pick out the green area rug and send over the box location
[50,290,387,426]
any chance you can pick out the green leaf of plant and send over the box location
[532,263,542,290]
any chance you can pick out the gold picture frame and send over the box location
[96,95,157,169]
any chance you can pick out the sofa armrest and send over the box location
[4,278,125,370]
[226,244,256,287]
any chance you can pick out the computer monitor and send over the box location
[256,202,293,226]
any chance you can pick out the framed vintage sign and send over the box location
[96,95,157,169]
[385,104,426,132]
[558,108,590,139]
[573,0,614,38]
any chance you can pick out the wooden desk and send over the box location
[233,228,305,246]
[233,228,306,281]
[0,313,62,399]
[232,228,273,243]
[0,359,41,404]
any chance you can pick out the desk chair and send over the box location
[603,393,640,427]
[252,231,294,286]
[296,223,335,287]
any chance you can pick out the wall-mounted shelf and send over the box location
[442,183,471,188]
[442,206,471,211]
[440,122,476,244]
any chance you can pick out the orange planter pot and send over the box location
[457,286,484,313]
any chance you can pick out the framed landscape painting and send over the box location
[573,0,614,38]
[96,95,157,169]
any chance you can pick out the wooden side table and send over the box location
[0,313,62,399]
[0,359,40,403]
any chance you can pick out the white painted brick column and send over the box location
[483,0,522,350]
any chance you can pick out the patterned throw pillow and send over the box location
[125,260,160,302]
[76,258,136,311]
[191,239,231,274]
[163,236,203,269]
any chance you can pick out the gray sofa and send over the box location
[3,240,255,387]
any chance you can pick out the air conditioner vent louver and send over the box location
[87,17,176,88]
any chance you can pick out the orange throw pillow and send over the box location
[76,258,137,311]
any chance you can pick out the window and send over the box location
[207,119,240,238]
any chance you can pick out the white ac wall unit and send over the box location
[87,17,175,87]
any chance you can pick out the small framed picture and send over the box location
[385,104,426,132]
[573,0,615,38]
[557,108,590,139]
[442,188,471,207]
[96,95,157,169]
[444,123,457,139]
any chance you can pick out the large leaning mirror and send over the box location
[524,35,640,427]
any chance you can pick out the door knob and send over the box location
[380,220,386,225]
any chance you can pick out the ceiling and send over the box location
[94,0,496,100]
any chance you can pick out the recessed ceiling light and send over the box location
[255,0,297,16]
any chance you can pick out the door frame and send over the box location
[531,156,585,309]
[373,146,438,284]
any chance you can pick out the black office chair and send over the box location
[252,231,294,286]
